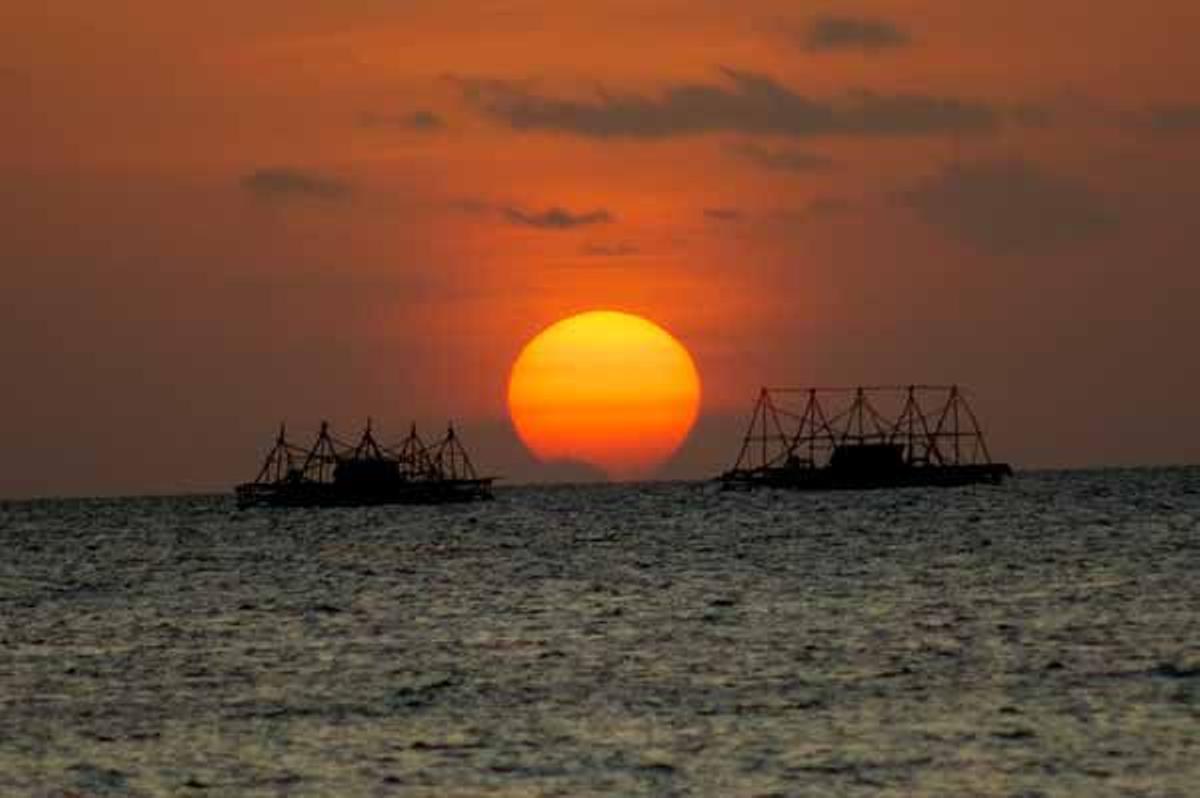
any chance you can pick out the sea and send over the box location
[1,469,1198,797]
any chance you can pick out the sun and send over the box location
[508,310,702,479]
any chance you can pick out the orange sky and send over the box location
[3,2,1200,496]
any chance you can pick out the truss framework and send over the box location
[729,385,998,474]
[251,420,484,486]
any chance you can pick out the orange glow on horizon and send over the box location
[507,310,701,478]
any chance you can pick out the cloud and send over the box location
[582,242,638,257]
[461,69,998,139]
[240,168,351,200]
[804,16,911,52]
[1142,104,1200,133]
[448,199,615,230]
[704,207,743,221]
[1010,103,1054,128]
[897,160,1116,255]
[358,109,445,131]
[731,141,835,172]
[502,206,613,229]
[770,196,855,224]
[1008,96,1200,134]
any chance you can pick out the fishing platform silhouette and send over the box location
[720,385,1012,491]
[236,421,494,508]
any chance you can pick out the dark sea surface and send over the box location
[1,469,1198,797]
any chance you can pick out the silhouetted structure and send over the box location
[720,385,1012,490]
[236,420,494,508]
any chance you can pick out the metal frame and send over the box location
[249,420,484,486]
[728,385,997,474]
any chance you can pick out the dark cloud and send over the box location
[240,168,351,200]
[771,196,855,223]
[897,160,1116,256]
[1014,96,1200,134]
[1143,104,1200,133]
[731,141,835,172]
[704,207,744,221]
[804,16,911,51]
[358,109,445,131]
[1020,97,1200,134]
[1010,103,1054,128]
[503,206,613,229]
[461,69,998,139]
[448,199,615,230]
[582,242,639,257]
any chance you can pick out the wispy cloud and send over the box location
[897,160,1116,255]
[730,142,836,172]
[582,242,639,257]
[1141,103,1200,133]
[461,69,998,139]
[239,168,351,200]
[804,16,911,52]
[358,109,445,131]
[704,207,744,221]
[447,199,616,230]
[769,197,856,225]
[806,196,853,216]
[503,206,613,229]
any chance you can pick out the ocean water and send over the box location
[1,469,1198,797]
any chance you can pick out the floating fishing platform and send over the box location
[720,385,1012,491]
[236,421,494,508]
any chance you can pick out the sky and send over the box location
[3,1,1200,497]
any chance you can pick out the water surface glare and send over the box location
[2,470,1198,796]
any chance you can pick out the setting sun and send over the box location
[507,311,701,479]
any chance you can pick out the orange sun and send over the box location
[507,310,702,479]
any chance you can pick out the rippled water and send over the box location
[2,469,1198,796]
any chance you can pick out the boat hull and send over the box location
[235,479,494,509]
[720,463,1012,492]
